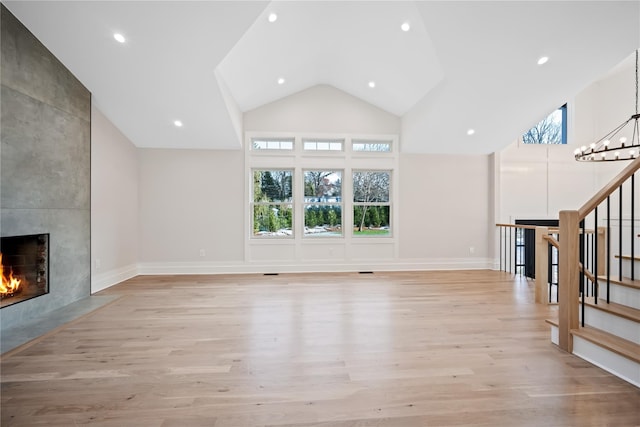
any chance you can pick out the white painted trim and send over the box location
[583,305,640,345]
[91,264,138,293]
[550,324,559,345]
[573,335,640,388]
[137,257,494,276]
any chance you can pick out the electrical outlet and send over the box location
[469,246,475,254]
[95,259,101,270]
[199,249,206,257]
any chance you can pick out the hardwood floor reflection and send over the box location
[2,270,639,426]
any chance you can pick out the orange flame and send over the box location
[0,253,21,296]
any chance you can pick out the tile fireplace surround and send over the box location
[1,4,91,331]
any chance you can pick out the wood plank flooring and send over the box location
[2,270,639,426]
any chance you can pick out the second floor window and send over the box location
[522,104,567,144]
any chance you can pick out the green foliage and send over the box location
[327,209,338,226]
[353,205,389,231]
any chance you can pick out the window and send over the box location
[303,138,343,151]
[251,138,294,150]
[246,133,397,244]
[352,170,391,236]
[252,170,293,237]
[522,104,567,144]
[303,170,342,237]
[352,139,392,152]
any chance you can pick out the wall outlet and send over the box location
[95,259,101,270]
[199,249,206,257]
[469,246,475,254]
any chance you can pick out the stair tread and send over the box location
[582,296,640,322]
[596,275,640,291]
[571,325,640,364]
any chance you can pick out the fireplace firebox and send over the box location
[0,234,49,308]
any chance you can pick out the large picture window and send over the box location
[246,134,397,244]
[303,170,343,237]
[252,170,293,237]
[352,170,391,236]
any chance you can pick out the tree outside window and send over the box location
[522,104,567,144]
[252,170,293,237]
[352,170,391,236]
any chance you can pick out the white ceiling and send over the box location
[3,1,640,154]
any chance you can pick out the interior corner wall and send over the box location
[1,5,91,331]
[91,104,139,292]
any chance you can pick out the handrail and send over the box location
[544,235,559,249]
[495,223,537,230]
[578,262,597,284]
[578,156,640,219]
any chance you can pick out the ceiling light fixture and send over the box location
[268,13,278,23]
[368,81,376,88]
[467,129,475,136]
[401,22,410,32]
[277,77,285,85]
[113,33,126,43]
[174,120,183,127]
[576,50,640,162]
[537,56,549,65]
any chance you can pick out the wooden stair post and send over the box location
[558,210,580,352]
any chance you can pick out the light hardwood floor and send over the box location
[2,270,639,426]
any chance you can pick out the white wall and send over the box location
[132,85,493,274]
[137,148,245,271]
[497,54,635,223]
[244,84,401,134]
[399,154,491,267]
[95,57,639,280]
[91,105,139,292]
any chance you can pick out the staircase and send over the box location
[550,156,640,388]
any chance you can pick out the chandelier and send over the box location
[575,50,640,162]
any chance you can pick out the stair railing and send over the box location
[557,156,640,352]
[495,223,536,275]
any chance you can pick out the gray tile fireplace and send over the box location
[1,5,90,331]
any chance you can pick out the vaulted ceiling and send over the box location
[4,1,639,154]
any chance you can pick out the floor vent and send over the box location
[263,273,279,276]
[359,271,374,274]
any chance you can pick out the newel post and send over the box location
[558,210,580,352]
[534,226,549,304]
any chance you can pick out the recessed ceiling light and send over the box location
[368,81,376,88]
[174,120,183,127]
[467,129,475,136]
[113,33,126,43]
[401,22,411,32]
[277,77,285,85]
[537,56,549,65]
[268,13,278,23]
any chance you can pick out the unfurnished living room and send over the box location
[1,1,640,426]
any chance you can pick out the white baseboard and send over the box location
[91,264,138,293]
[137,258,494,276]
